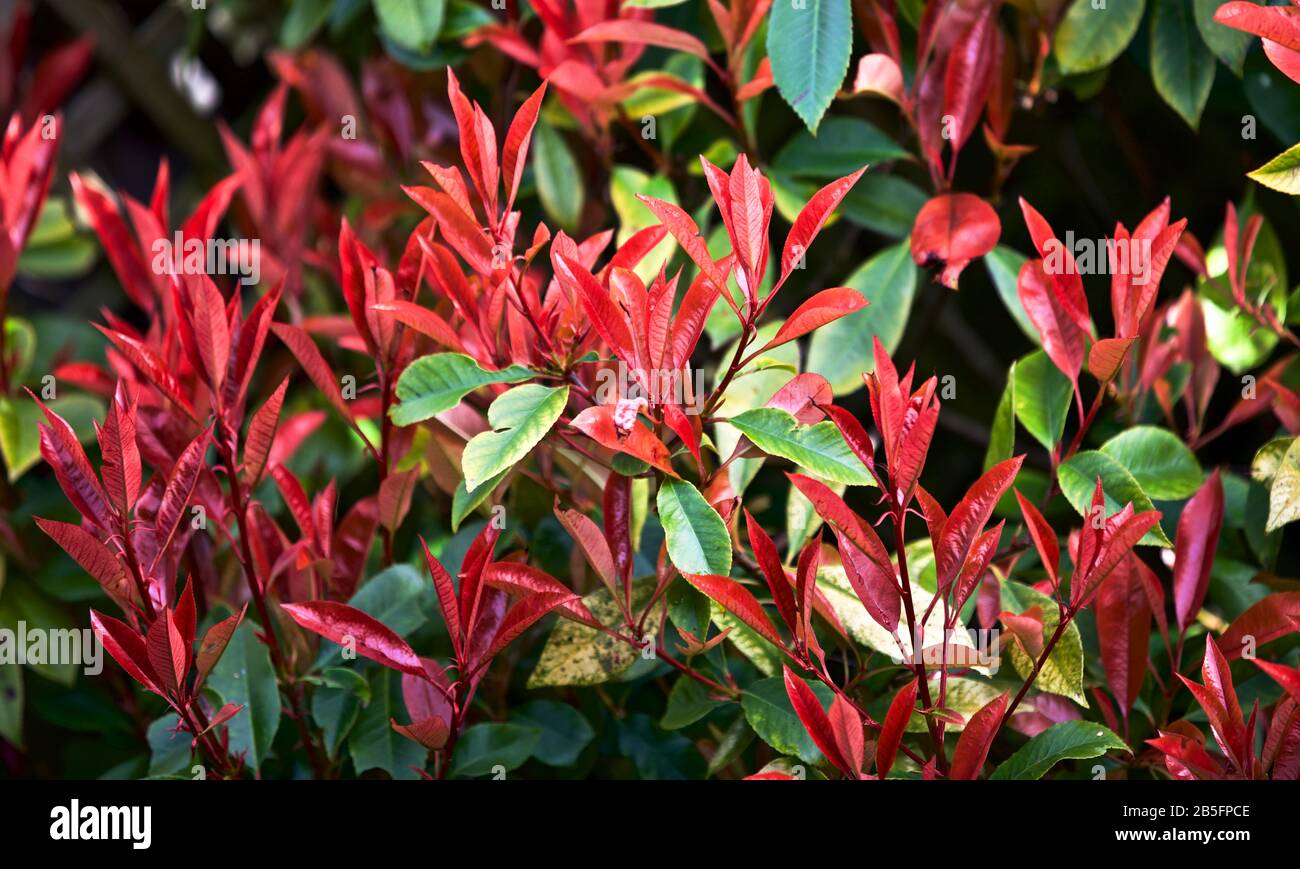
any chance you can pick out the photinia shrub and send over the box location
[0,0,1297,784]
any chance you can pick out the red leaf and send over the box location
[97,387,141,517]
[187,275,230,392]
[951,520,1003,613]
[195,605,246,690]
[604,473,633,601]
[501,80,547,215]
[569,20,714,61]
[570,405,677,476]
[1019,198,1091,333]
[392,715,450,751]
[833,525,900,633]
[281,601,425,677]
[153,429,209,563]
[1218,592,1300,660]
[1173,470,1224,633]
[634,195,732,300]
[419,536,462,656]
[910,193,1001,288]
[1095,553,1153,713]
[744,509,799,634]
[555,503,619,599]
[1088,337,1135,383]
[35,518,134,607]
[242,377,289,487]
[1214,2,1300,51]
[33,396,111,529]
[755,288,868,354]
[90,609,160,695]
[683,573,786,649]
[271,322,360,430]
[479,591,576,666]
[378,467,418,534]
[1015,489,1060,590]
[370,301,465,353]
[93,326,198,421]
[146,610,188,698]
[271,464,316,545]
[783,665,854,776]
[1017,258,1085,385]
[935,456,1023,593]
[948,691,1009,779]
[1263,38,1300,84]
[941,4,998,168]
[1255,660,1300,707]
[875,677,919,779]
[824,404,876,472]
[828,693,865,775]
[481,562,601,628]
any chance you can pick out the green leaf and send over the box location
[985,361,1017,472]
[0,664,21,748]
[990,720,1128,779]
[450,469,507,532]
[617,713,707,778]
[147,714,193,777]
[281,0,332,48]
[786,477,841,557]
[713,322,800,494]
[1248,141,1300,195]
[841,173,927,238]
[661,676,725,729]
[707,713,756,775]
[610,166,678,284]
[0,398,40,481]
[1057,451,1171,546]
[532,121,584,231]
[728,407,875,485]
[657,477,733,575]
[806,239,918,395]
[528,579,663,687]
[985,246,1037,342]
[1054,0,1146,74]
[207,621,281,772]
[1265,436,1300,533]
[311,685,362,759]
[1193,0,1257,74]
[1001,581,1086,705]
[449,723,542,778]
[512,700,595,767]
[1013,350,1072,450]
[373,0,446,54]
[712,603,784,675]
[461,384,568,490]
[1151,0,1216,129]
[1252,436,1294,485]
[390,353,532,426]
[766,0,852,133]
[772,117,910,178]
[349,669,427,779]
[741,674,834,764]
[1099,426,1202,499]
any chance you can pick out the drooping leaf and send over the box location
[1151,0,1216,129]
[1054,0,1146,74]
[910,193,1001,288]
[989,720,1128,779]
[766,0,853,133]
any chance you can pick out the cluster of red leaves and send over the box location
[468,0,769,140]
